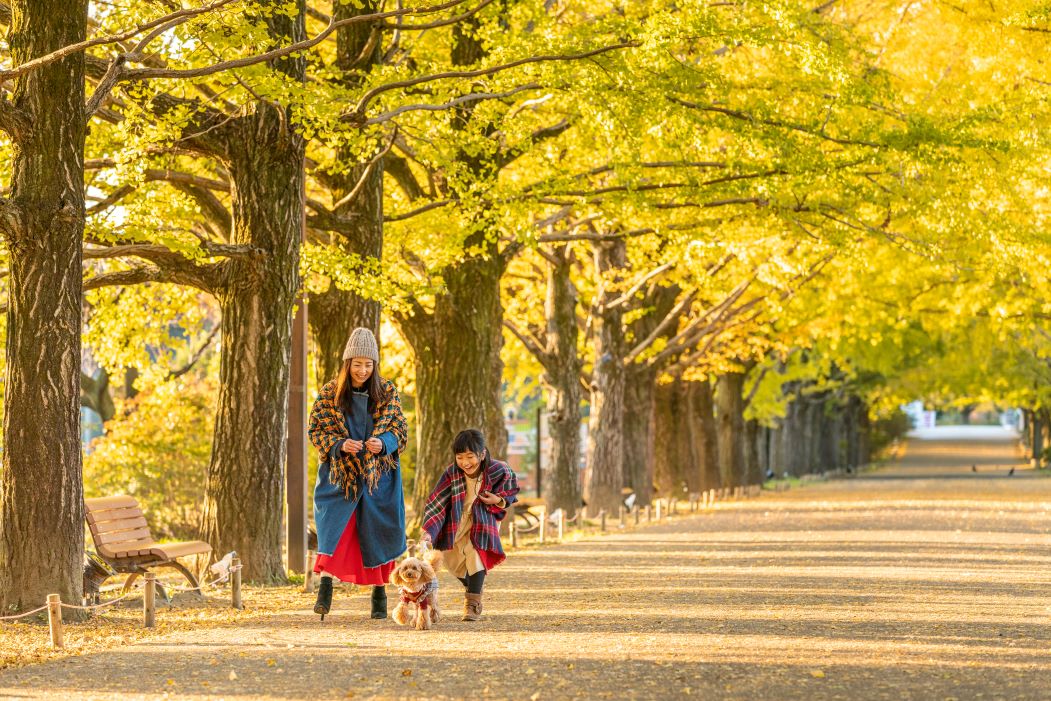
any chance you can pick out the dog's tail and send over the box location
[425,547,443,571]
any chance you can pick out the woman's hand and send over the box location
[477,490,503,506]
[341,439,364,453]
[364,437,383,455]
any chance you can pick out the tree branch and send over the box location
[120,0,473,83]
[503,318,549,365]
[351,41,638,118]
[362,84,541,125]
[0,0,239,83]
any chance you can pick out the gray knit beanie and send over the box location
[342,327,379,362]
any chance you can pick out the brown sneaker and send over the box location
[462,592,483,621]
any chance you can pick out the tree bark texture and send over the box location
[716,370,746,487]
[692,378,721,491]
[0,0,88,614]
[584,239,627,512]
[201,4,306,583]
[401,253,508,521]
[539,246,583,513]
[622,369,656,503]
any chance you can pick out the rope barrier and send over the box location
[0,603,49,621]
[59,584,143,611]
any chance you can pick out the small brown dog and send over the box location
[390,546,442,630]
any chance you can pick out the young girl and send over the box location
[420,429,519,621]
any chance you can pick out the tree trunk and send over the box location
[652,380,681,497]
[681,380,705,494]
[584,239,627,512]
[622,368,657,504]
[744,418,762,485]
[401,253,508,520]
[539,246,583,514]
[308,0,384,387]
[0,0,87,614]
[692,378,721,491]
[201,7,306,583]
[1032,409,1045,468]
[716,371,746,487]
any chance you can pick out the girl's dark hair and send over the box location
[334,358,386,417]
[453,429,492,468]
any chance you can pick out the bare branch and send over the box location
[380,0,498,30]
[0,0,239,83]
[386,199,452,222]
[121,0,473,82]
[167,324,221,380]
[624,289,698,364]
[602,262,674,311]
[352,41,638,117]
[503,318,548,364]
[363,84,541,125]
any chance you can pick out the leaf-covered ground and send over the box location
[2,431,1050,699]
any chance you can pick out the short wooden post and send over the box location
[600,509,607,532]
[645,504,652,522]
[510,521,518,548]
[558,510,566,540]
[618,505,625,528]
[231,557,243,610]
[655,499,662,521]
[304,550,316,594]
[634,505,640,525]
[46,594,63,650]
[539,506,547,544]
[144,572,156,628]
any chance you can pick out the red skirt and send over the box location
[314,511,396,585]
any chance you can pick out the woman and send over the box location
[308,327,408,620]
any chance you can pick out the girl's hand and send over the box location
[342,439,364,453]
[477,490,502,506]
[365,437,383,454]
[419,531,432,545]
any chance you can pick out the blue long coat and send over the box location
[313,392,406,568]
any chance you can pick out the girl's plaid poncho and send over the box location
[421,459,520,569]
[308,378,408,498]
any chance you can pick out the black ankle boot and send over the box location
[314,576,333,620]
[371,585,387,619]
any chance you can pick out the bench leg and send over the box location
[166,560,202,595]
[121,573,140,594]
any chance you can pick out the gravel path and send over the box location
[3,432,1051,700]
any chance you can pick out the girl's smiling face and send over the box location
[350,358,374,387]
[455,450,483,474]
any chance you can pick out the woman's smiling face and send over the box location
[350,358,374,386]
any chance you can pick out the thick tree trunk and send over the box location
[715,371,746,487]
[584,239,627,512]
[652,380,681,498]
[201,7,306,583]
[0,0,87,613]
[681,381,706,494]
[308,0,384,387]
[692,378,721,491]
[539,246,583,514]
[402,254,508,519]
[622,368,656,504]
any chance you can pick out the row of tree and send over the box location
[1,0,1049,614]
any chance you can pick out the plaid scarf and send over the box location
[308,378,408,499]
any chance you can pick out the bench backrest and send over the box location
[85,495,155,559]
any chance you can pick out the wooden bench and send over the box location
[85,495,212,595]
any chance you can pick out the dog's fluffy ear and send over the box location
[389,564,404,587]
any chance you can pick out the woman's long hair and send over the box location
[334,358,386,417]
